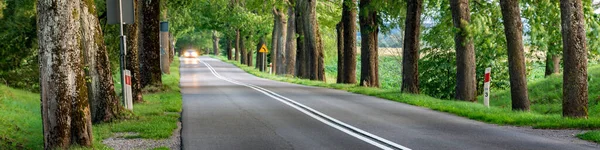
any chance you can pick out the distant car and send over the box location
[183,50,198,58]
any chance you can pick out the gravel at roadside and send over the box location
[103,122,181,150]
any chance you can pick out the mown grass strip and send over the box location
[0,57,182,149]
[212,55,600,142]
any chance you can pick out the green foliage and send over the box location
[0,0,6,18]
[0,0,39,92]
[420,0,524,99]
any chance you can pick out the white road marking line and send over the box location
[198,59,411,150]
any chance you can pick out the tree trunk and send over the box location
[246,36,253,66]
[336,22,345,83]
[80,0,120,123]
[359,0,379,87]
[256,37,265,71]
[341,0,358,84]
[450,0,476,102]
[160,10,170,74]
[169,33,174,63]
[401,0,422,93]
[276,9,288,75]
[240,34,247,65]
[295,0,325,81]
[560,0,588,118]
[128,0,144,103]
[285,3,297,76]
[213,30,220,56]
[271,8,280,73]
[141,0,162,88]
[38,0,93,148]
[545,54,562,76]
[235,29,240,61]
[500,0,530,111]
[227,37,233,60]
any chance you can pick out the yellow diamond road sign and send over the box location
[259,44,268,53]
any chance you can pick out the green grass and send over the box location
[213,55,600,142]
[0,85,43,149]
[0,57,182,149]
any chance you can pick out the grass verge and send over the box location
[0,57,181,149]
[212,55,600,142]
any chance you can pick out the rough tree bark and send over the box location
[560,0,588,118]
[500,0,530,111]
[227,37,233,60]
[37,0,93,148]
[275,9,288,75]
[212,30,220,56]
[271,8,280,73]
[128,0,144,103]
[285,3,297,75]
[140,0,162,88]
[340,0,358,84]
[80,0,120,123]
[401,0,422,93]
[359,0,379,87]
[295,0,325,81]
[336,22,345,83]
[450,0,476,102]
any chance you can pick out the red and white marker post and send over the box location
[483,68,491,108]
[124,70,133,110]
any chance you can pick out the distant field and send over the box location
[357,47,403,56]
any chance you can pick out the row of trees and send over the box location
[36,0,171,148]
[184,0,596,118]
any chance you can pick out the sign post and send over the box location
[259,44,268,72]
[483,67,491,108]
[108,0,134,110]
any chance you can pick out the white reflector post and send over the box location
[483,67,491,108]
[124,70,133,110]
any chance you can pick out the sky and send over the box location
[596,0,600,14]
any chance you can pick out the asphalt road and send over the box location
[181,56,596,150]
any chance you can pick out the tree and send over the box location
[271,8,280,73]
[212,30,220,55]
[256,37,266,71]
[336,22,345,83]
[240,33,247,65]
[560,0,588,118]
[275,8,288,75]
[236,29,240,61]
[500,0,530,111]
[284,1,297,75]
[295,0,325,81]
[227,37,233,60]
[359,0,379,87]
[38,0,93,148]
[449,0,476,102]
[338,0,357,84]
[246,36,253,66]
[128,0,144,103]
[401,0,422,93]
[81,0,120,123]
[141,0,162,88]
